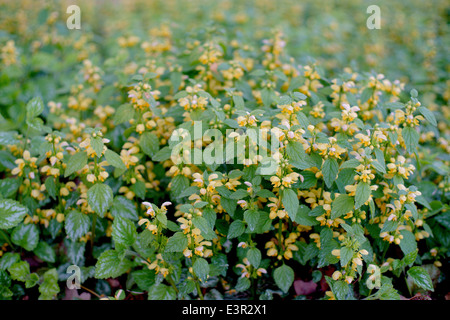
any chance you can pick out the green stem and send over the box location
[251,276,257,300]
[195,278,204,300]
[166,274,179,294]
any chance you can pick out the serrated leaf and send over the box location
[322,158,339,188]
[8,261,30,282]
[104,149,126,170]
[243,210,259,232]
[281,188,299,221]
[295,205,318,226]
[340,247,353,267]
[87,183,113,217]
[90,137,104,157]
[418,107,437,126]
[247,248,261,268]
[165,232,188,252]
[26,97,44,120]
[112,216,137,248]
[399,229,417,256]
[274,264,294,293]
[113,104,134,125]
[110,196,138,221]
[193,258,209,283]
[407,266,434,291]
[11,223,39,251]
[402,127,419,154]
[65,210,90,241]
[33,242,56,263]
[192,216,216,240]
[331,194,354,219]
[147,283,177,300]
[227,220,245,239]
[139,132,160,157]
[0,199,28,230]
[64,151,88,177]
[95,250,133,279]
[355,182,371,209]
[38,268,59,300]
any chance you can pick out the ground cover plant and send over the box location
[0,0,448,300]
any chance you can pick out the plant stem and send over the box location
[251,277,257,299]
[166,274,179,294]
[80,285,102,299]
[195,279,204,300]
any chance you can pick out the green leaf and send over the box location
[372,148,386,173]
[26,97,44,120]
[243,210,259,232]
[407,266,434,291]
[229,189,248,200]
[33,242,56,263]
[399,229,417,256]
[112,216,137,248]
[227,220,246,239]
[113,104,135,125]
[418,107,437,126]
[340,247,353,267]
[87,183,113,217]
[44,176,57,200]
[8,261,30,282]
[152,146,172,162]
[294,205,318,226]
[64,151,88,177]
[104,149,126,170]
[139,132,160,157]
[165,232,188,253]
[355,182,371,209]
[340,159,360,169]
[332,280,351,300]
[132,269,156,291]
[26,273,40,289]
[281,188,299,221]
[331,194,354,219]
[193,258,209,283]
[147,283,177,300]
[232,95,245,110]
[0,199,28,230]
[402,127,419,154]
[170,175,189,200]
[0,252,20,271]
[402,250,418,266]
[247,248,261,268]
[110,196,138,221]
[274,264,294,293]
[0,178,21,198]
[65,210,90,241]
[90,136,104,157]
[192,216,216,240]
[95,250,133,279]
[11,223,39,251]
[38,268,59,300]
[235,276,251,292]
[322,158,339,188]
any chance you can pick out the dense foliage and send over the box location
[0,0,448,300]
